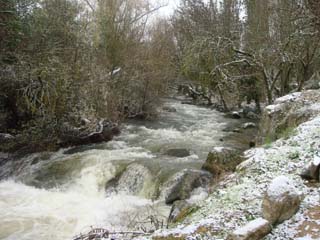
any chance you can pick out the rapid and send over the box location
[0,97,241,240]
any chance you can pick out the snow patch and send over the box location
[233,218,269,235]
[267,176,299,200]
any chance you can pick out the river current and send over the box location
[0,97,241,240]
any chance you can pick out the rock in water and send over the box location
[106,163,155,198]
[166,149,190,158]
[168,200,194,223]
[228,218,271,240]
[231,111,242,119]
[202,147,243,176]
[262,176,301,225]
[300,155,320,181]
[163,106,177,112]
[242,122,257,129]
[163,169,212,204]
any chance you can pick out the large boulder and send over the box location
[259,90,320,143]
[262,176,301,225]
[228,218,271,240]
[105,163,156,198]
[163,169,212,204]
[202,147,244,176]
[59,119,120,147]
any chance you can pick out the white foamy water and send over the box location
[0,98,238,240]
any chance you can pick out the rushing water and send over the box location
[0,97,241,240]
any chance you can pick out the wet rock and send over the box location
[168,200,195,223]
[106,163,155,198]
[60,119,120,147]
[163,106,177,112]
[231,111,242,119]
[166,149,190,158]
[300,155,320,181]
[202,147,243,176]
[262,176,301,225]
[0,133,14,143]
[246,111,260,120]
[242,122,257,129]
[181,100,193,105]
[163,169,212,204]
[228,218,271,240]
[233,128,242,133]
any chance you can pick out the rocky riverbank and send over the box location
[149,90,320,240]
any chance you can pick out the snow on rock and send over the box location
[262,176,301,225]
[274,92,302,104]
[150,112,320,240]
[242,122,257,129]
[227,218,271,240]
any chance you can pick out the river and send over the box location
[0,96,247,240]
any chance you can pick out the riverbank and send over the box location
[150,91,320,240]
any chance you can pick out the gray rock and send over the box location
[163,106,177,112]
[259,90,320,143]
[262,176,301,225]
[168,200,194,223]
[300,155,320,181]
[233,128,242,133]
[163,169,212,204]
[232,111,242,119]
[0,133,14,142]
[242,122,257,129]
[246,111,260,120]
[228,218,271,240]
[166,148,190,158]
[106,163,155,198]
[202,147,243,176]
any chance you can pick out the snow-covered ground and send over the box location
[151,109,320,239]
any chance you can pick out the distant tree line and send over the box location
[172,0,320,111]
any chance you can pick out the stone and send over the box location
[202,147,243,176]
[166,149,190,158]
[228,218,271,240]
[163,106,177,112]
[258,90,320,144]
[233,128,242,133]
[262,176,301,225]
[163,169,212,204]
[246,111,260,120]
[105,163,155,198]
[232,111,242,119]
[0,133,14,142]
[242,122,257,129]
[168,200,194,223]
[59,119,120,147]
[300,155,320,181]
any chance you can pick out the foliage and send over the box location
[0,0,176,150]
[172,0,320,110]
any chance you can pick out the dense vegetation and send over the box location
[0,0,319,152]
[173,0,320,110]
